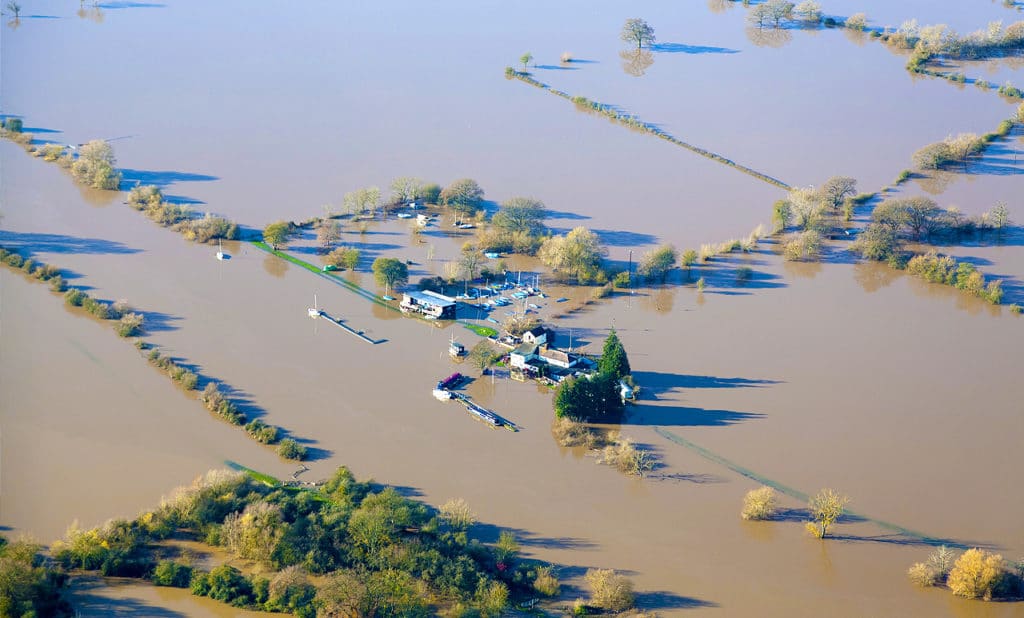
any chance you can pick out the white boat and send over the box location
[307,294,321,318]
[397,213,413,219]
[216,240,227,260]
[432,388,452,401]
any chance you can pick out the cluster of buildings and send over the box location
[505,327,592,381]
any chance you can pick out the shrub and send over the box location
[177,370,199,391]
[116,313,145,337]
[533,565,561,597]
[152,560,193,587]
[584,569,635,612]
[551,417,600,449]
[597,436,655,476]
[782,230,823,261]
[4,252,24,268]
[1010,304,1022,315]
[846,12,867,30]
[851,224,901,261]
[128,185,164,209]
[179,214,239,243]
[203,564,254,605]
[591,283,612,299]
[49,275,67,292]
[3,118,23,132]
[948,549,1007,600]
[277,438,307,461]
[325,247,360,270]
[612,271,631,289]
[741,486,777,521]
[735,266,753,284]
[439,498,476,531]
[244,419,280,445]
[908,562,939,587]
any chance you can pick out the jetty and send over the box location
[432,377,519,431]
[321,311,378,344]
[308,304,380,345]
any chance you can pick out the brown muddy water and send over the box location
[2,1,1024,616]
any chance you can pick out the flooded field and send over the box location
[2,1,1024,616]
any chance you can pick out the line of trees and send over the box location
[0,247,148,338]
[128,185,239,243]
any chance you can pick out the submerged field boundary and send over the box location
[654,427,969,548]
[507,71,791,190]
[251,241,498,338]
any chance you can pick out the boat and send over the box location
[216,240,227,261]
[307,294,321,318]
[437,373,464,390]
[449,333,466,357]
[397,213,413,219]
[432,388,452,401]
[382,295,395,301]
[483,252,500,259]
[556,297,568,303]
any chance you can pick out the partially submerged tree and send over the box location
[389,176,423,205]
[440,178,485,220]
[637,244,678,281]
[467,340,499,375]
[263,221,292,250]
[371,257,408,294]
[805,488,849,539]
[947,549,1009,600]
[520,52,533,70]
[491,197,547,235]
[71,139,121,190]
[343,186,381,216]
[584,568,635,612]
[538,226,607,283]
[620,18,656,48]
[820,176,857,212]
[741,486,777,521]
[316,218,340,250]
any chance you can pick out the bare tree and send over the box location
[620,18,656,48]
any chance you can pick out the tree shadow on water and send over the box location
[634,591,719,610]
[633,370,781,395]
[119,169,218,187]
[471,523,598,551]
[97,1,166,8]
[0,231,141,255]
[651,42,739,54]
[626,404,764,427]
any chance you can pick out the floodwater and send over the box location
[2,1,1024,616]
[826,0,1024,32]
[68,575,264,618]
